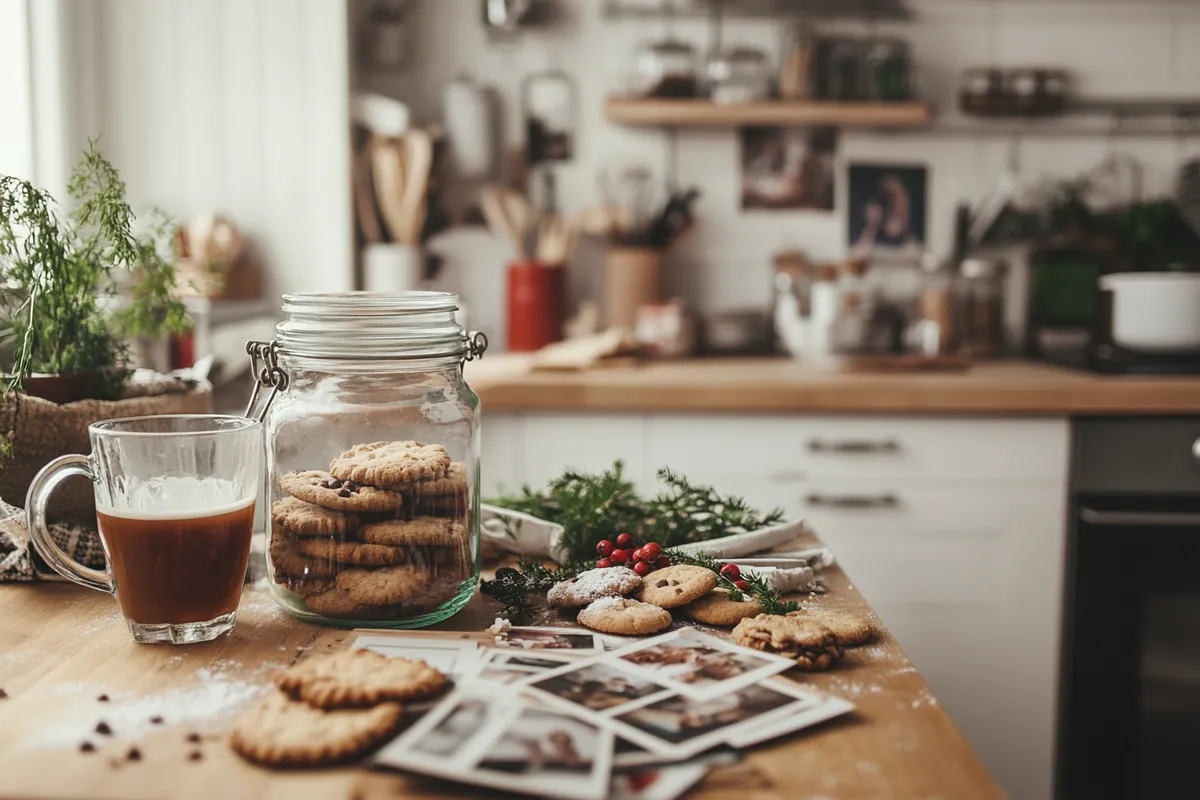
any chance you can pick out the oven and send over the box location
[1058,419,1200,799]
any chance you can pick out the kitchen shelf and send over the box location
[604,97,932,128]
[600,0,910,21]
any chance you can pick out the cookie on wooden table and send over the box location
[229,690,403,767]
[358,516,461,547]
[547,567,642,609]
[636,565,718,609]
[578,597,673,635]
[733,614,843,671]
[330,441,450,488]
[281,469,404,513]
[788,608,874,646]
[276,649,447,709]
[271,496,359,538]
[335,564,430,606]
[295,538,405,567]
[683,590,763,626]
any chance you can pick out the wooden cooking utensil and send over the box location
[398,128,433,245]
[370,135,407,243]
[352,141,384,244]
[481,185,525,259]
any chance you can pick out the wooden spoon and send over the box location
[398,129,433,245]
[370,135,407,243]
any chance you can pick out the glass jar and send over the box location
[247,291,487,628]
[634,38,698,99]
[958,258,1007,358]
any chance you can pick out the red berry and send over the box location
[733,579,750,591]
[633,561,652,577]
[615,533,634,548]
[654,555,671,569]
[596,540,614,557]
[641,542,662,561]
[596,558,613,569]
[631,547,645,563]
[719,563,741,580]
[609,549,629,565]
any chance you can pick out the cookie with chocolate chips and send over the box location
[636,565,717,609]
[280,469,404,513]
[733,614,844,671]
[271,497,358,538]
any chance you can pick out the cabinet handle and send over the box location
[805,492,899,509]
[1080,506,1200,528]
[807,438,900,454]
[1193,437,1200,463]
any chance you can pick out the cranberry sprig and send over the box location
[596,533,670,576]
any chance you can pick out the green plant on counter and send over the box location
[0,140,190,408]
[488,461,785,564]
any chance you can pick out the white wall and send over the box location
[59,0,355,299]
[0,0,34,181]
[359,0,1200,337]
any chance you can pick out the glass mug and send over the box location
[26,415,262,644]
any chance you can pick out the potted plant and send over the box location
[0,141,210,521]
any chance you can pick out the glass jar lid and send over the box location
[276,291,481,361]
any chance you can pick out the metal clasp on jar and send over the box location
[244,340,289,422]
[463,331,489,364]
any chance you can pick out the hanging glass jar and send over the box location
[246,291,487,628]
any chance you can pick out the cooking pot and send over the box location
[1100,272,1200,352]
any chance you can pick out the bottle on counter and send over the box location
[958,257,1007,358]
[911,253,958,355]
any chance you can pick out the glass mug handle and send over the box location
[25,454,115,594]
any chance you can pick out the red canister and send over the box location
[506,260,564,352]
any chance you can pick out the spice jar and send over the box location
[246,292,487,628]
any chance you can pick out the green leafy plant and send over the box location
[0,140,189,400]
[488,462,784,564]
[665,549,800,615]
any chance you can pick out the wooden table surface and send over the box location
[468,355,1200,415]
[0,535,1002,800]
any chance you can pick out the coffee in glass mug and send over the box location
[26,415,262,644]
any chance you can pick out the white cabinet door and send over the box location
[481,413,523,498]
[517,413,651,493]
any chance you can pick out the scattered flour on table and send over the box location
[30,657,284,750]
[81,610,124,637]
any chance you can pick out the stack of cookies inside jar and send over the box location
[268,440,474,624]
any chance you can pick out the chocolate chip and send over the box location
[188,750,203,762]
[79,741,96,753]
[126,747,141,761]
[185,732,202,743]
[95,721,113,736]
[654,580,668,588]
[97,694,109,702]
[0,688,7,699]
[338,488,352,498]
[674,587,683,594]
[344,481,358,492]
[325,479,343,489]
[149,715,164,725]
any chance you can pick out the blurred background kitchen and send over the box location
[8,1,1200,798]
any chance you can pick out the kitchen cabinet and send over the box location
[483,411,1069,800]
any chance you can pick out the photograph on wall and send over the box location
[847,162,928,256]
[740,126,838,211]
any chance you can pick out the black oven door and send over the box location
[1060,497,1200,800]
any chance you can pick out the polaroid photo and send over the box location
[470,650,579,685]
[350,634,480,679]
[605,628,796,700]
[609,681,824,757]
[374,686,520,771]
[725,683,855,748]
[469,704,615,800]
[523,659,674,719]
[612,738,741,771]
[492,626,605,654]
[610,761,714,800]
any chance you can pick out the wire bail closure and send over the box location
[463,331,489,364]
[244,340,288,422]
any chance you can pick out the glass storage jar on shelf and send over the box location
[246,291,487,628]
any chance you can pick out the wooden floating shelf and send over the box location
[605,97,933,128]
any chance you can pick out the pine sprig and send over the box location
[479,559,591,622]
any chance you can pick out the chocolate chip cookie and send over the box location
[281,469,404,513]
[636,565,718,609]
[733,614,843,671]
[406,462,468,497]
[683,590,763,626]
[547,567,642,609]
[577,597,672,635]
[335,564,430,606]
[295,539,405,566]
[358,517,462,547]
[270,531,339,579]
[330,441,451,488]
[788,608,874,646]
[271,496,358,538]
[229,690,404,767]
[276,650,446,709]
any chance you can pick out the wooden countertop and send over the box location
[0,533,1001,800]
[468,356,1200,415]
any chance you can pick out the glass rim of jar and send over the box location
[276,291,471,361]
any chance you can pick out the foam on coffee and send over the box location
[96,476,255,520]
